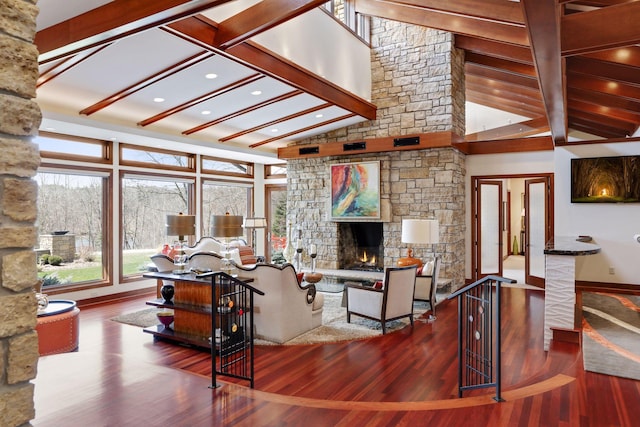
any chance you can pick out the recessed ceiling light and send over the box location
[153,97,165,103]
[205,73,218,79]
[201,110,211,115]
[315,114,323,118]
[251,90,262,96]
[271,128,278,133]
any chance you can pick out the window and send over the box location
[36,170,109,289]
[265,163,287,179]
[202,180,250,239]
[36,132,110,163]
[202,156,253,178]
[121,174,193,279]
[120,143,195,171]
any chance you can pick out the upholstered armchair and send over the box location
[346,265,417,334]
[414,256,440,317]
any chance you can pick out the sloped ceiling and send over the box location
[35,0,640,163]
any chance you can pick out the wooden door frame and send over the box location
[471,173,554,283]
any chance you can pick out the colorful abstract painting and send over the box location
[330,161,380,219]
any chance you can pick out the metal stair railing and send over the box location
[198,271,264,389]
[447,275,515,401]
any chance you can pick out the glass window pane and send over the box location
[35,172,106,287]
[480,183,500,274]
[268,187,288,263]
[121,147,190,168]
[35,135,104,158]
[121,177,191,276]
[202,181,249,239]
[202,157,253,177]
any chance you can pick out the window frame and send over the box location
[36,163,113,294]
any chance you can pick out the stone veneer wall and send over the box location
[287,19,466,288]
[0,1,42,426]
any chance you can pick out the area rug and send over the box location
[111,307,159,328]
[581,291,640,381]
[111,293,432,345]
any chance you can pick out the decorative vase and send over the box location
[283,221,295,264]
[160,284,174,303]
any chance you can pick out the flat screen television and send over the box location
[571,155,640,203]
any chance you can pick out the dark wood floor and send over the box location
[33,286,640,426]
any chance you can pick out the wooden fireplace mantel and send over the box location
[277,131,462,160]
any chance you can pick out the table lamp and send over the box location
[211,213,244,273]
[397,218,439,268]
[166,212,195,274]
[243,216,267,255]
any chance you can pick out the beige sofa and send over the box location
[177,251,324,344]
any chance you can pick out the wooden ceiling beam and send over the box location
[521,0,568,144]
[455,36,533,64]
[466,81,543,109]
[568,116,629,139]
[35,0,232,62]
[562,2,640,56]
[567,56,640,87]
[183,90,304,135]
[454,136,554,155]
[568,108,637,136]
[583,46,640,69]
[465,52,537,78]
[465,63,540,90]
[567,87,640,114]
[219,102,332,142]
[466,75,542,100]
[354,0,529,46]
[567,72,640,102]
[214,0,327,50]
[370,0,525,24]
[81,51,215,116]
[166,15,377,120]
[568,97,640,124]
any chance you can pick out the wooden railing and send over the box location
[447,275,515,401]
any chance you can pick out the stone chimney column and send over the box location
[0,1,43,426]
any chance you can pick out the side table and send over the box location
[36,300,80,356]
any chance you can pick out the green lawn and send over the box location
[39,250,156,284]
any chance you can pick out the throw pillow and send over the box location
[296,272,304,284]
[373,280,384,289]
[421,260,434,276]
[236,245,257,265]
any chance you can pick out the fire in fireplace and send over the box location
[337,222,383,272]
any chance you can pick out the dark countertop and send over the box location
[544,236,601,256]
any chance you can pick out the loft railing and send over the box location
[198,271,264,389]
[322,0,371,43]
[447,275,515,401]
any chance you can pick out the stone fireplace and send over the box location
[338,222,384,271]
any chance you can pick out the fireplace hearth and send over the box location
[337,222,383,272]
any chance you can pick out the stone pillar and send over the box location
[287,19,466,289]
[0,1,42,426]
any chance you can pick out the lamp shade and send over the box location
[211,214,243,238]
[243,217,267,229]
[166,213,195,239]
[401,219,439,245]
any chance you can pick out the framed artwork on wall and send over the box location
[330,161,380,220]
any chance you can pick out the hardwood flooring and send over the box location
[32,287,640,426]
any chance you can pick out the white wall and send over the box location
[466,143,640,285]
[555,143,640,284]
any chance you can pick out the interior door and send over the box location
[525,178,548,287]
[476,180,503,279]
